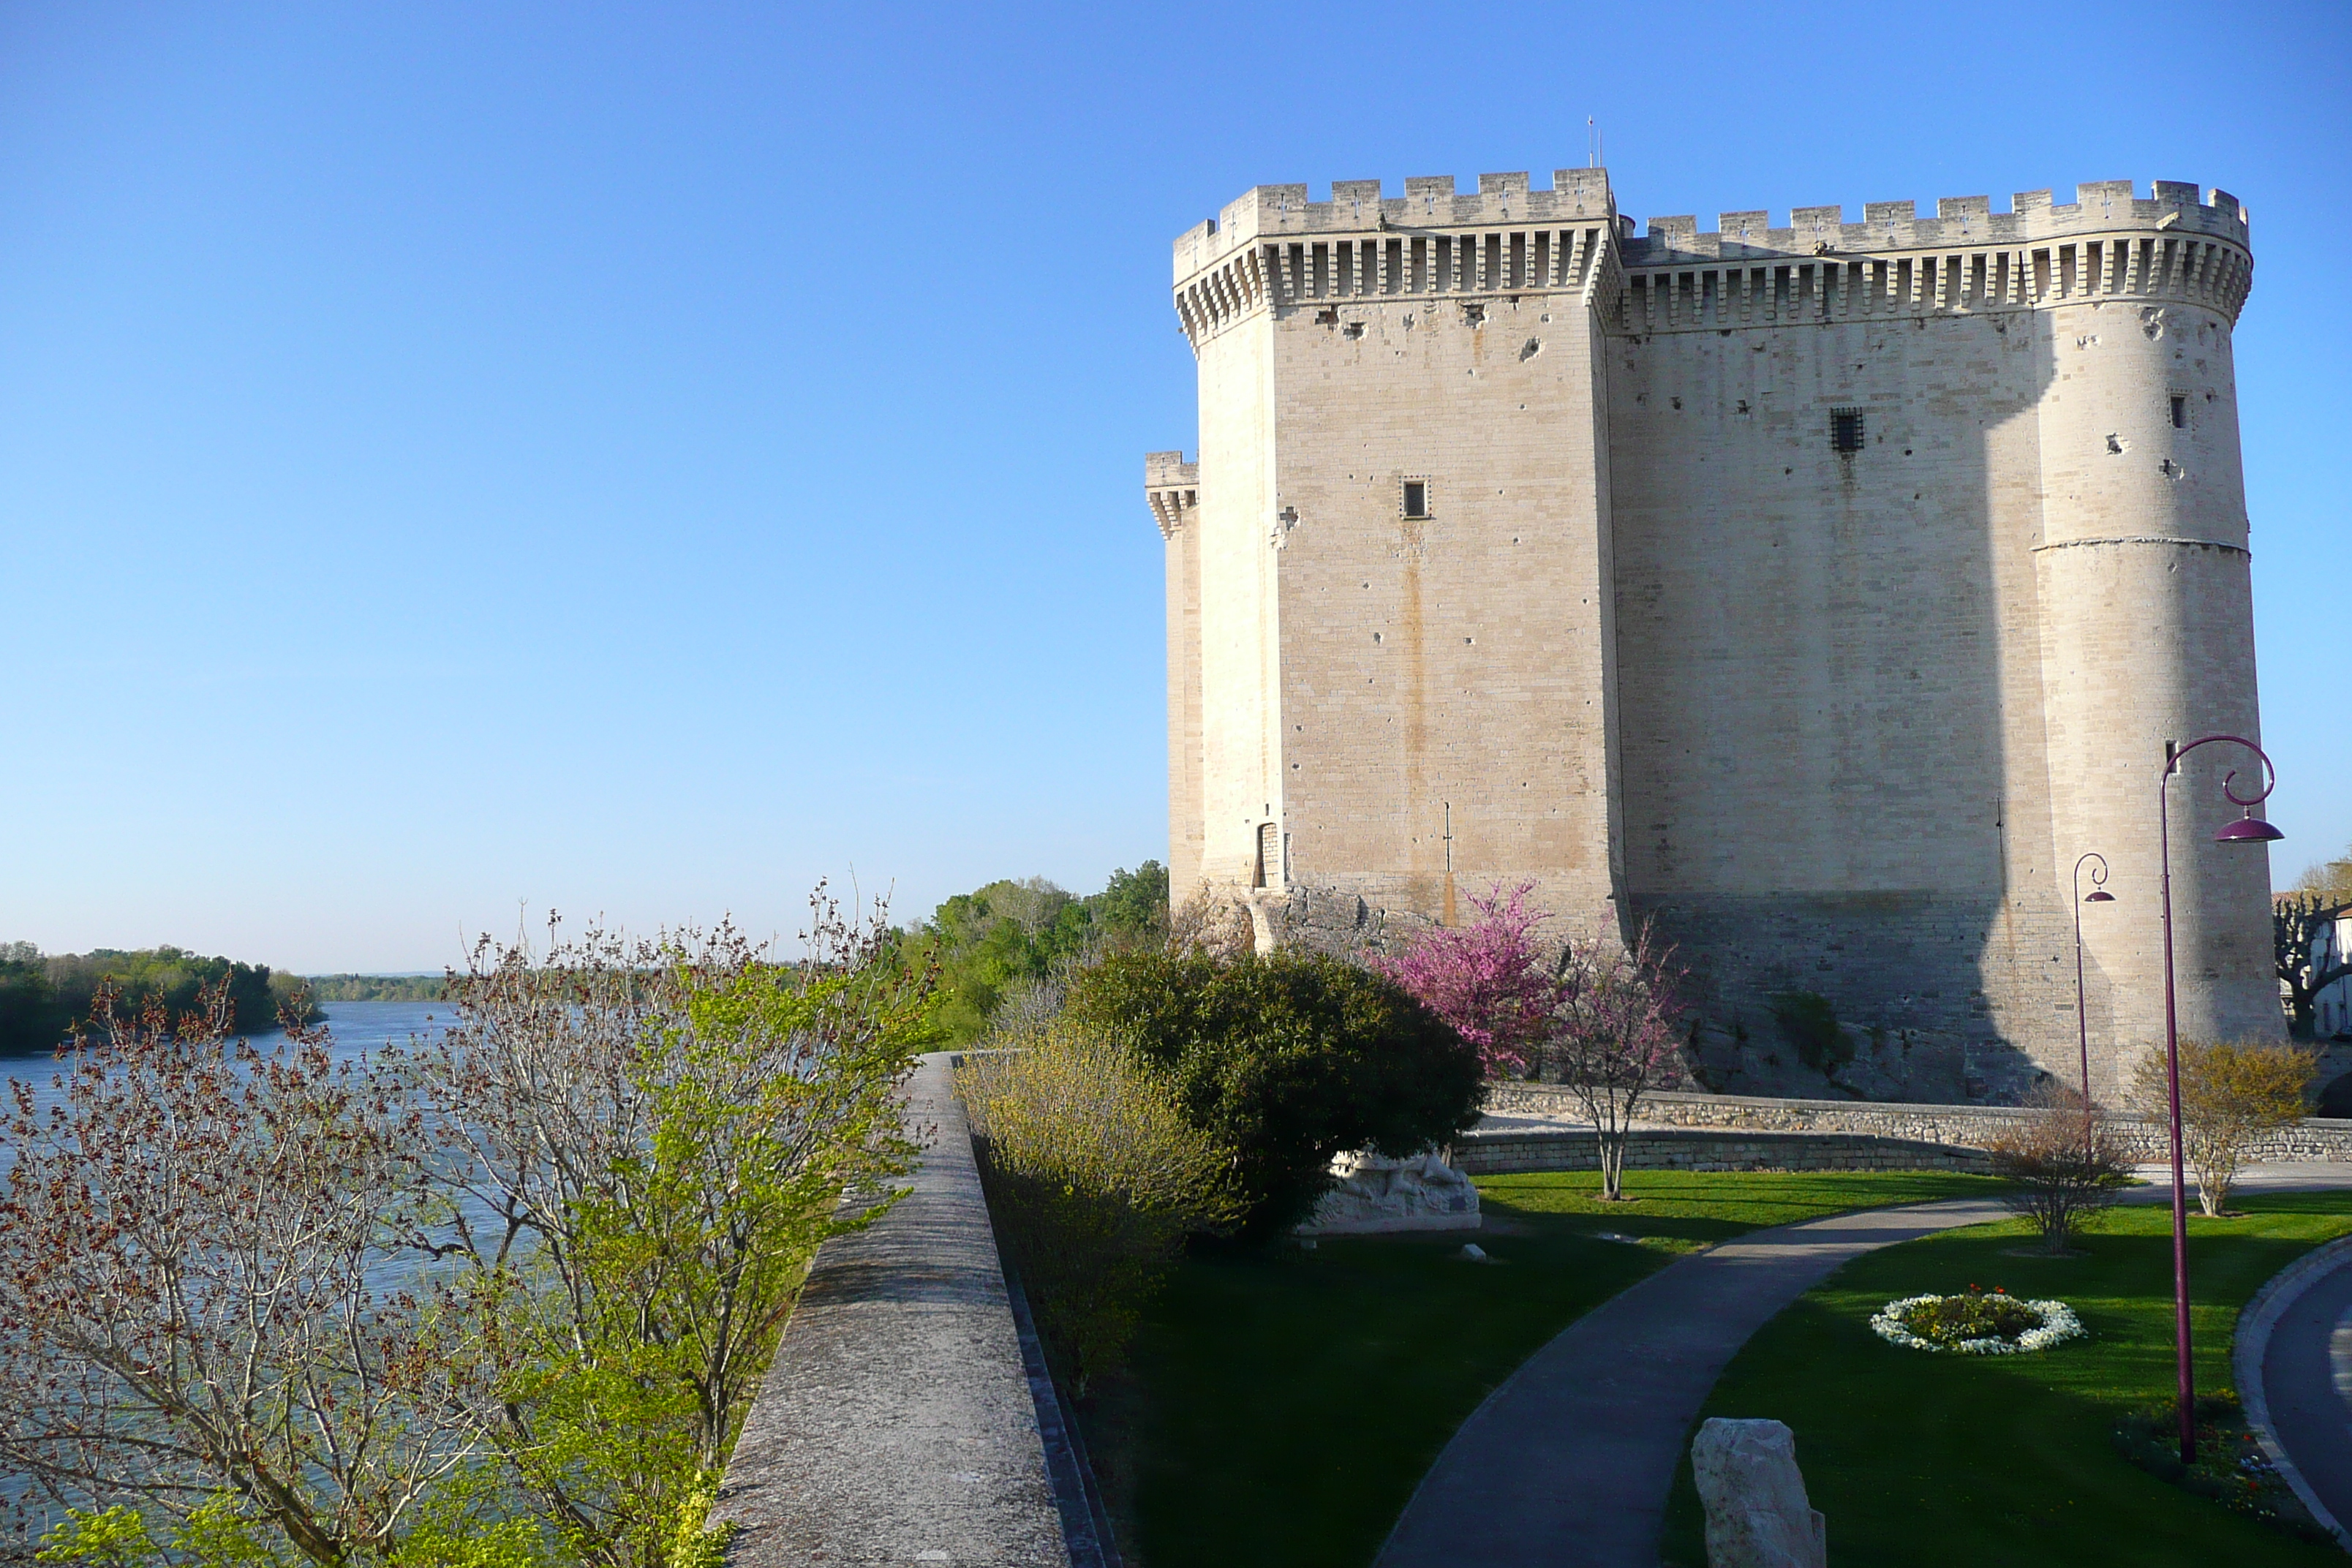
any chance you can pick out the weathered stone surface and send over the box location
[1297,1149,1481,1235]
[1154,172,2275,1107]
[1692,1418,1826,1568]
[712,1055,1067,1566]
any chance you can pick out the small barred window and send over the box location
[1403,480,1430,519]
[1830,409,1865,453]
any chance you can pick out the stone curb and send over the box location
[2232,1235,2352,1550]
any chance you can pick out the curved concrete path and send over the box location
[2252,1243,2352,1542]
[1375,1196,2011,1568]
[1375,1162,2352,1568]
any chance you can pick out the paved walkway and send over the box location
[1376,1161,2352,1568]
[1374,1196,2011,1568]
[2259,1251,2352,1537]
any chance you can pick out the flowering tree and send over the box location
[1379,882,1564,1078]
[1548,917,1688,1201]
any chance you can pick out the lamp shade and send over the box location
[2084,889,2117,903]
[2215,813,2285,844]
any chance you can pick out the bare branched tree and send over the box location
[1545,919,1688,1202]
[1986,1082,2135,1255]
[1166,883,1256,961]
[0,982,481,1561]
[2274,892,2352,1039]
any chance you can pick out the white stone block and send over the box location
[1692,1417,1826,1568]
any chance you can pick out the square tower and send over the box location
[1158,171,1630,936]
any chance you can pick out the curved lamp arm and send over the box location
[2073,851,2111,900]
[2166,732,2278,810]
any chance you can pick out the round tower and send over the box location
[2029,182,2273,1098]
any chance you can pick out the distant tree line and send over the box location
[300,972,448,1003]
[905,861,1170,1043]
[0,943,319,1055]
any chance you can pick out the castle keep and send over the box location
[1148,169,2277,1101]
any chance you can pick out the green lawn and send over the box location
[1080,1169,2008,1568]
[1658,1194,2352,1567]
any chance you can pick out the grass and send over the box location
[1079,1169,2008,1568]
[1657,1192,2352,1567]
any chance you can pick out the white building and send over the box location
[2316,912,2352,1041]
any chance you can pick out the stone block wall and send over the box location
[1157,168,2274,1103]
[1483,1082,2352,1164]
[1456,1124,1991,1176]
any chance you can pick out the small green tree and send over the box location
[2131,1040,2318,1216]
[395,893,936,1568]
[958,1023,1238,1392]
[1063,949,1482,1240]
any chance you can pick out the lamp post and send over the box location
[2156,734,2283,1464]
[2071,851,2115,1147]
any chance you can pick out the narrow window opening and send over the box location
[1403,480,1429,519]
[2170,395,2187,429]
[1830,408,1865,454]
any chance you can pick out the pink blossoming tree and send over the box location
[1385,889,1690,1199]
[1379,883,1563,1078]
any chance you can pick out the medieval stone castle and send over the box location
[1147,167,2276,1104]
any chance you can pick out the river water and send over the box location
[1,998,456,1116]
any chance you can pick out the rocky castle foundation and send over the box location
[1149,169,2275,1103]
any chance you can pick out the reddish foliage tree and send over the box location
[1379,883,1564,1077]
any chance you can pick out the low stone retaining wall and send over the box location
[712,1054,1074,1566]
[1456,1126,1991,1177]
[1483,1084,2352,1163]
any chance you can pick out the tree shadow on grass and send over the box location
[1079,1169,2008,1568]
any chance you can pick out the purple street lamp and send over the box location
[2157,734,2283,1464]
[2071,851,2115,1147]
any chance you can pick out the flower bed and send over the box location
[2113,1392,2334,1545]
[1871,1285,2086,1355]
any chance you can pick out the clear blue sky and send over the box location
[3,1,2345,973]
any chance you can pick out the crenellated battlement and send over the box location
[1169,174,1625,353]
[1175,169,1620,284]
[1145,451,1198,540]
[1623,178,2247,265]
[1614,178,2253,334]
[1168,173,2252,353]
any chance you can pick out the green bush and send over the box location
[1769,990,1848,1073]
[1062,949,1484,1240]
[958,1025,1239,1392]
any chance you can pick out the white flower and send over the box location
[1869,1294,2086,1356]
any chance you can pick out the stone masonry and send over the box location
[1150,169,2276,1104]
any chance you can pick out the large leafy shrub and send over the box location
[958,1025,1239,1392]
[1062,950,1483,1240]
